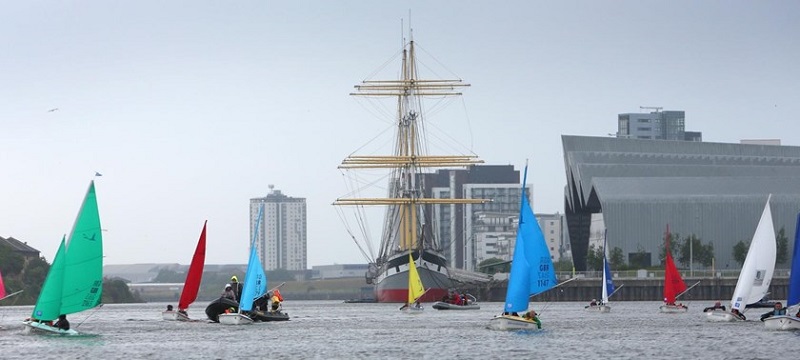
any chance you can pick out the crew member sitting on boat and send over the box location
[664,298,687,309]
[588,298,598,307]
[166,304,174,312]
[703,301,726,312]
[270,290,284,312]
[230,275,243,302]
[24,317,53,326]
[523,310,541,329]
[731,308,747,320]
[222,284,236,300]
[450,291,463,305]
[53,314,70,331]
[760,302,787,321]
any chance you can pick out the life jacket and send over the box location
[273,289,284,302]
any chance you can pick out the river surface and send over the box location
[0,300,797,359]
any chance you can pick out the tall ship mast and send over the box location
[335,32,486,303]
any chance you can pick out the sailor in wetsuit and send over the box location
[53,314,70,331]
[760,302,787,321]
[703,301,726,312]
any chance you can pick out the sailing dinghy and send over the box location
[763,212,800,330]
[659,225,690,313]
[488,164,557,331]
[219,206,267,325]
[707,195,777,322]
[400,253,426,313]
[22,181,104,335]
[163,221,207,321]
[586,230,616,313]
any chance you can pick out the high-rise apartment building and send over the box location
[536,213,565,262]
[617,109,702,141]
[250,185,307,271]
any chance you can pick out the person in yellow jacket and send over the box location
[270,289,284,312]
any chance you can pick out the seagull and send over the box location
[47,108,59,113]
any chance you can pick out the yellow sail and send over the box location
[407,254,426,304]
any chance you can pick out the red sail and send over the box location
[0,269,7,298]
[178,221,207,310]
[663,225,687,303]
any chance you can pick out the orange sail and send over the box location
[663,225,687,303]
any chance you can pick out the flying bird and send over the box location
[47,108,59,112]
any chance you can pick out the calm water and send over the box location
[0,300,797,359]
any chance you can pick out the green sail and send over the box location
[31,237,67,321]
[60,180,104,315]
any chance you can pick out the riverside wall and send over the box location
[465,276,790,303]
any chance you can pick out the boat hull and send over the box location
[400,305,424,314]
[705,310,739,322]
[487,315,541,331]
[161,311,191,321]
[22,320,79,336]
[746,300,779,308]
[251,310,290,322]
[432,302,480,310]
[374,250,451,303]
[763,315,800,330]
[204,297,240,323]
[218,313,254,325]
[659,304,688,313]
[585,305,611,313]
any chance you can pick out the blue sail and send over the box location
[503,165,557,313]
[603,256,615,299]
[240,245,267,312]
[240,205,267,312]
[602,230,615,301]
[788,213,800,307]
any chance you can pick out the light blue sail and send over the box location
[240,205,267,312]
[503,165,557,313]
[788,213,800,307]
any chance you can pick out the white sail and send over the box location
[731,195,777,311]
[602,247,609,304]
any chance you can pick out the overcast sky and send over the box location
[1,1,797,267]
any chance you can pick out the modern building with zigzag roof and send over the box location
[563,135,800,271]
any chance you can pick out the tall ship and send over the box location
[335,32,486,303]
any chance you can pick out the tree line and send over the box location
[0,243,142,306]
[583,226,790,271]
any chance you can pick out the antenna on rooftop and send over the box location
[639,106,663,113]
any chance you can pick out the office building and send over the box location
[617,109,702,141]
